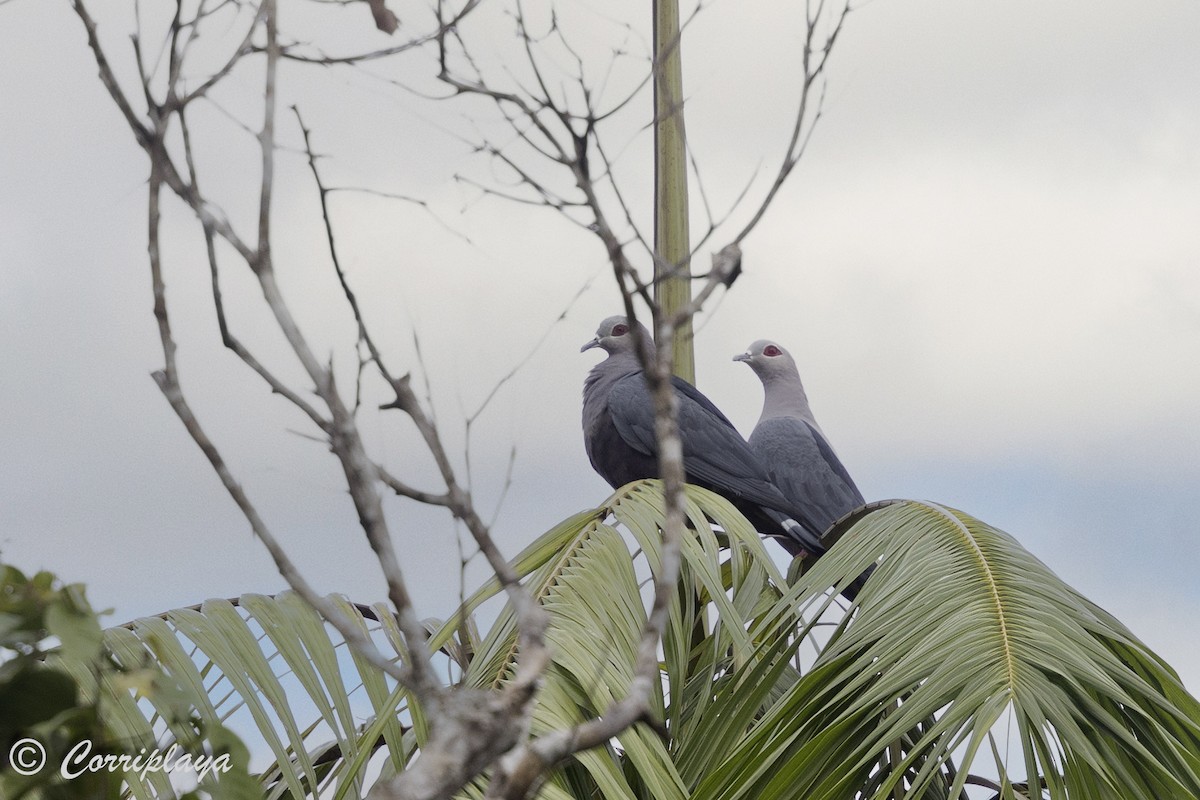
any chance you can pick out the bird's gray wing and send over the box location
[749,416,865,534]
[671,375,739,429]
[607,374,815,519]
[599,374,828,559]
[805,420,863,504]
[604,373,656,457]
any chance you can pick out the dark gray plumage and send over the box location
[581,316,827,559]
[734,339,865,536]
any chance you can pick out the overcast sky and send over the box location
[2,0,1198,698]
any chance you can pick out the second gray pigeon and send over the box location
[734,340,865,537]
[582,317,829,560]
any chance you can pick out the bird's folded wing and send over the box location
[607,374,806,516]
[752,417,865,534]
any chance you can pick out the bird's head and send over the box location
[582,315,652,357]
[733,339,800,381]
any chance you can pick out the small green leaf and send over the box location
[0,662,78,731]
[46,600,104,663]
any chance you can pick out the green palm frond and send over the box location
[82,485,1200,800]
[693,499,1200,800]
[70,596,411,799]
[449,480,792,800]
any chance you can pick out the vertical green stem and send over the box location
[653,0,694,383]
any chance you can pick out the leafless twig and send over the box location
[70,0,853,795]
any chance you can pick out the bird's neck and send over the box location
[760,374,819,428]
[585,350,643,396]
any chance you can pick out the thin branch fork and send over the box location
[75,0,443,700]
[74,1,562,796]
[435,15,708,789]
[285,36,565,799]
[290,106,543,608]
[144,144,408,686]
[73,0,856,796]
[436,17,700,780]
[483,305,694,800]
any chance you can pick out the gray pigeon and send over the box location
[581,316,827,559]
[734,340,865,536]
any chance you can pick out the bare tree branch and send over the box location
[70,0,854,795]
[733,0,851,244]
[180,107,332,431]
[144,129,407,686]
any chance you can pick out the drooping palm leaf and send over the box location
[692,499,1200,800]
[70,596,409,798]
[449,480,793,800]
[86,486,1200,800]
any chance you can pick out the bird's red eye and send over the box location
[612,323,629,336]
[763,344,782,357]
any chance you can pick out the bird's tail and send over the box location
[842,565,873,602]
[776,515,827,559]
[770,513,872,602]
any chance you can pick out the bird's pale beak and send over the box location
[581,337,601,353]
[732,352,750,362]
